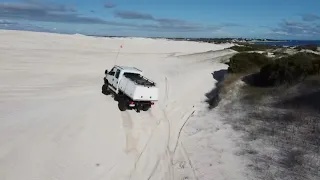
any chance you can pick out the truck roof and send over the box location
[114,65,142,73]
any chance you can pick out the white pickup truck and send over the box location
[102,65,158,112]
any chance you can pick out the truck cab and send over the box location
[105,66,143,94]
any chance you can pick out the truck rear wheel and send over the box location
[118,98,127,111]
[142,105,151,111]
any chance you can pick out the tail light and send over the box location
[129,101,135,107]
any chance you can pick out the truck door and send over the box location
[112,69,121,91]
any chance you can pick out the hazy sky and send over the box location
[0,0,320,39]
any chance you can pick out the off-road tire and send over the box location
[102,83,111,95]
[118,98,127,111]
[142,105,150,111]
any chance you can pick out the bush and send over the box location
[257,52,320,86]
[228,52,271,73]
[312,59,320,74]
[295,44,318,51]
[229,46,255,52]
[229,43,277,52]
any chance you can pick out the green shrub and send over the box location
[229,46,255,52]
[312,59,320,74]
[229,44,277,52]
[295,44,318,51]
[228,52,271,73]
[258,52,320,86]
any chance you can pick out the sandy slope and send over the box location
[0,30,242,180]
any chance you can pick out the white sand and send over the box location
[0,30,245,180]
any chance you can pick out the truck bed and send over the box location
[123,73,155,87]
[119,73,158,101]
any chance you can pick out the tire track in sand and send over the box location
[127,77,173,180]
[128,107,168,180]
[123,75,197,180]
[121,112,137,153]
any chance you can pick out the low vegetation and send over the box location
[218,78,320,180]
[295,44,318,51]
[215,43,320,180]
[229,45,256,52]
[228,52,320,86]
[228,52,271,73]
[229,43,277,52]
[258,53,320,86]
[215,65,320,180]
[272,50,289,57]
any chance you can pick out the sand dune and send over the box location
[0,30,244,180]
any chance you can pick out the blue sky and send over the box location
[0,0,320,39]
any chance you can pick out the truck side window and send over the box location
[115,70,121,78]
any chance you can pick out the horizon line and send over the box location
[1,29,320,41]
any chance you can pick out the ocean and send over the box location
[253,40,320,46]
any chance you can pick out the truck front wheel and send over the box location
[102,83,110,95]
[118,98,128,111]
